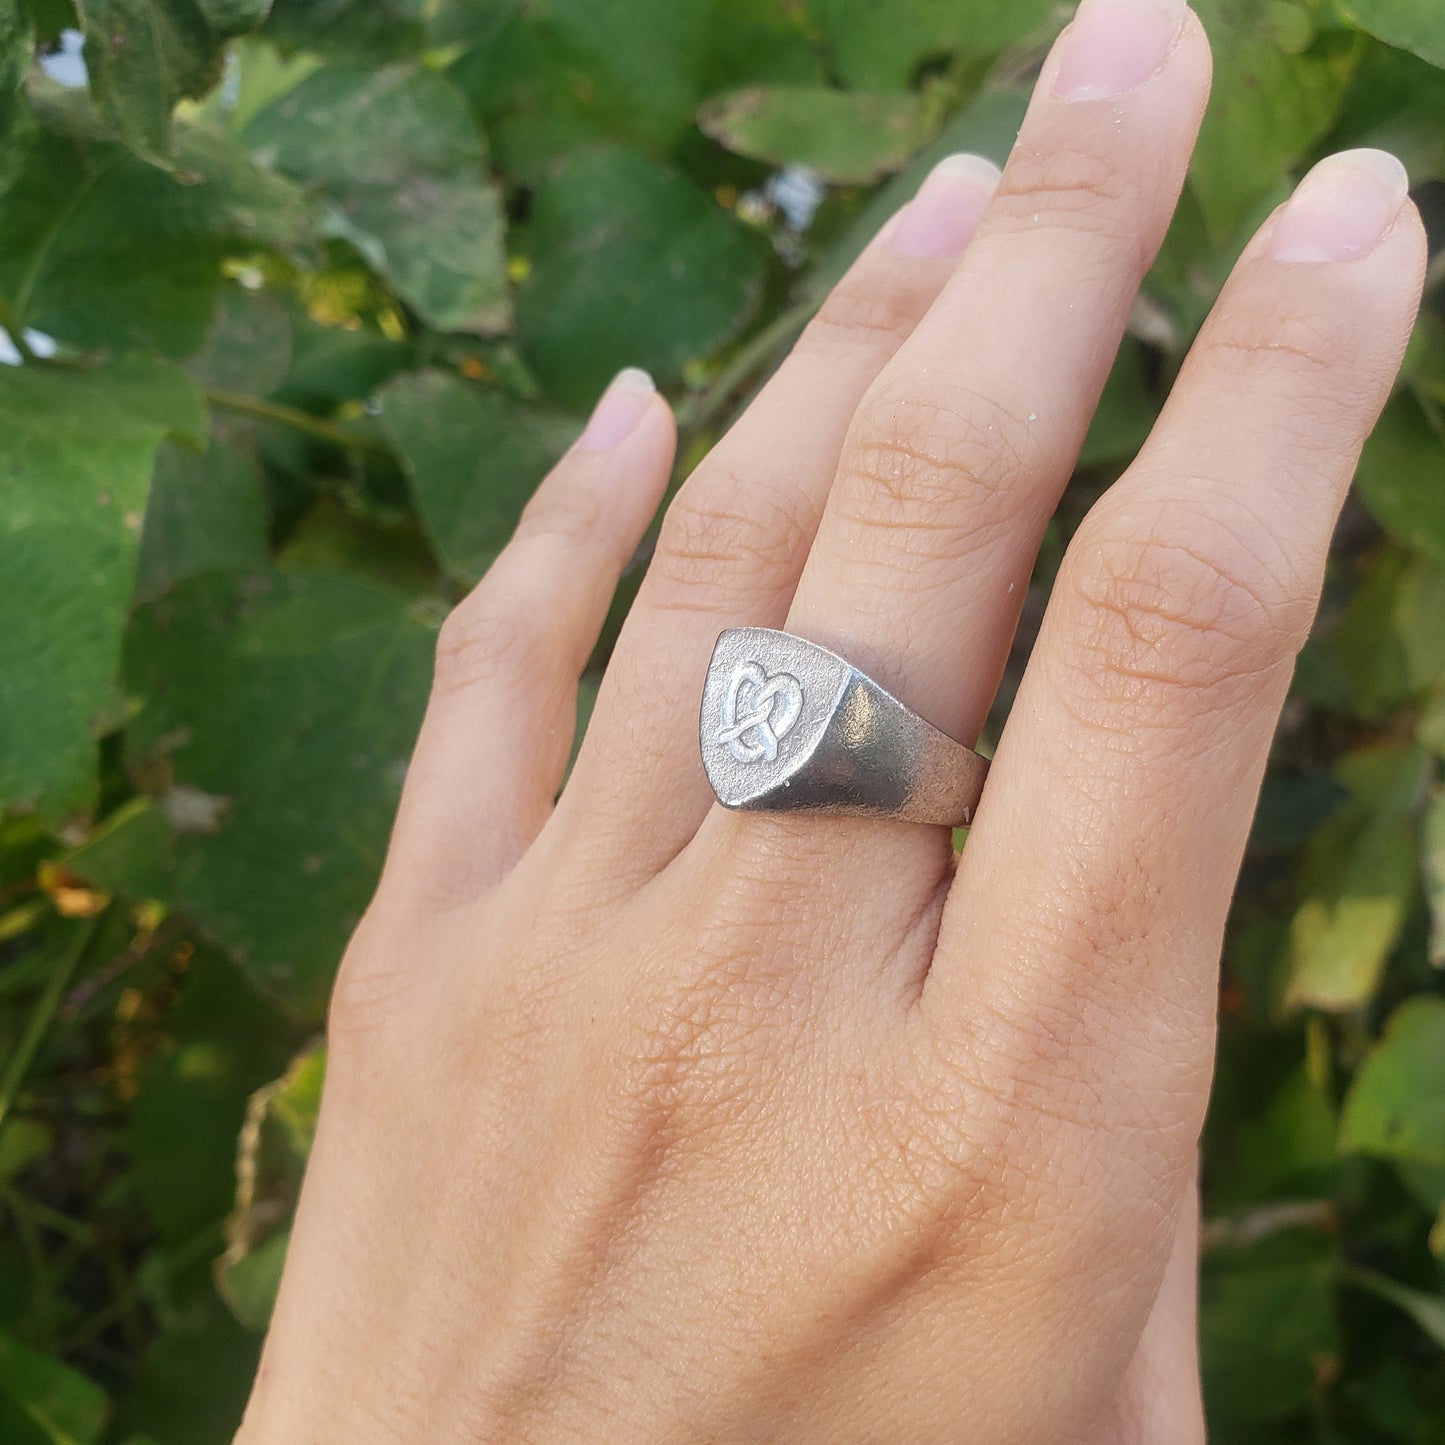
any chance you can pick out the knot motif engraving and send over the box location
[716,661,803,764]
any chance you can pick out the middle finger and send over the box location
[697,0,1213,931]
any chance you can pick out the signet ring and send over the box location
[700,628,990,827]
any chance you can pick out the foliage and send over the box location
[0,0,1441,1437]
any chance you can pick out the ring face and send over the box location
[700,628,853,810]
[699,628,991,826]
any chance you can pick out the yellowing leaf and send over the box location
[1341,998,1445,1164]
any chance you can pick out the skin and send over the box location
[237,2,1426,1440]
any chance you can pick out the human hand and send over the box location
[237,0,1425,1438]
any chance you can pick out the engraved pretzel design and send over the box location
[716,661,804,764]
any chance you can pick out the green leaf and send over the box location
[125,946,296,1246]
[1078,338,1156,468]
[1212,1067,1340,1209]
[64,797,173,901]
[381,370,579,581]
[77,0,223,158]
[517,146,767,408]
[111,1304,259,1445]
[0,1119,51,1184]
[1356,390,1445,568]
[123,569,434,1016]
[1201,1234,1339,1430]
[261,0,426,59]
[1340,997,1445,1164]
[0,95,309,357]
[0,358,205,824]
[1328,40,1445,182]
[1346,1268,1445,1349]
[243,63,508,333]
[1189,0,1358,241]
[538,0,713,149]
[453,0,816,178]
[134,440,270,604]
[804,88,1027,301]
[1341,0,1445,70]
[0,6,34,199]
[699,0,824,90]
[188,283,294,397]
[809,0,1055,89]
[198,0,271,30]
[0,1333,107,1445]
[1285,743,1427,1011]
[1424,791,1445,967]
[1320,547,1445,719]
[698,85,946,185]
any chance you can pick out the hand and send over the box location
[237,0,1425,1438]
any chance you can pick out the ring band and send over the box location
[699,628,989,826]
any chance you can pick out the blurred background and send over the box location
[0,0,1441,1439]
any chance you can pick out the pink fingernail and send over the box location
[1264,149,1409,263]
[1052,0,1186,102]
[578,368,656,452]
[890,153,1001,259]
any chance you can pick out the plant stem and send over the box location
[205,388,393,457]
[0,915,101,1132]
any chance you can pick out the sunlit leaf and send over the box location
[1189,0,1357,241]
[1341,0,1445,69]
[808,0,1054,89]
[243,63,508,333]
[0,359,205,824]
[1285,743,1428,1011]
[0,93,309,357]
[1341,997,1445,1164]
[698,85,946,185]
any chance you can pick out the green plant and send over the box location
[0,0,1441,1438]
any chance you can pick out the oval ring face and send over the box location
[715,661,804,764]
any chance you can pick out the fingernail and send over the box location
[1264,149,1409,263]
[890,153,1001,259]
[577,368,656,452]
[1053,0,1186,102]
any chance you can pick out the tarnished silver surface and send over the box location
[700,628,990,826]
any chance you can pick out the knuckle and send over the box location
[433,585,539,697]
[1204,291,1346,379]
[798,264,927,357]
[515,476,609,552]
[1056,500,1311,711]
[649,467,811,610]
[326,912,420,1062]
[842,371,1040,541]
[989,142,1140,257]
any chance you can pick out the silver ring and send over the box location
[699,628,989,826]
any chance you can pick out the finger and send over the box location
[928,151,1425,1307]
[694,0,1213,938]
[787,0,1209,771]
[557,154,1003,883]
[1099,1171,1202,1445]
[381,370,675,908]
